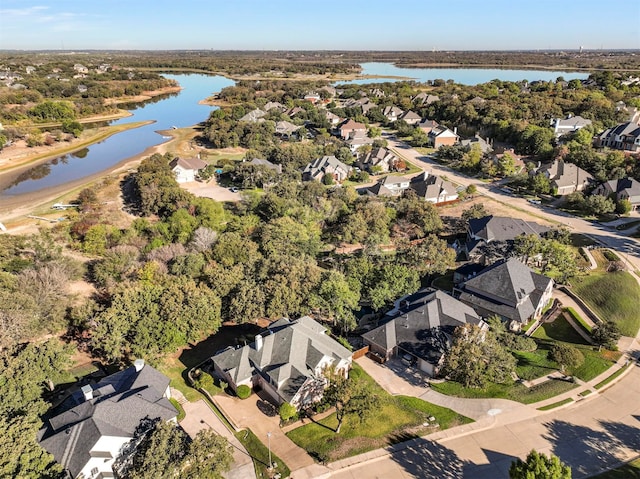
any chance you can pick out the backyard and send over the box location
[285,364,472,463]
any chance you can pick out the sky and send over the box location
[0,0,639,51]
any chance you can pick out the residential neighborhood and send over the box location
[1,32,640,479]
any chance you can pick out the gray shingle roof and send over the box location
[468,216,549,243]
[170,156,207,171]
[362,290,483,365]
[212,316,352,402]
[459,258,553,323]
[38,363,176,478]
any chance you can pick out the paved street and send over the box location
[386,137,640,275]
[328,364,640,479]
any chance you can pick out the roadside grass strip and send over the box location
[564,307,593,333]
[537,398,574,411]
[236,429,291,479]
[594,363,631,390]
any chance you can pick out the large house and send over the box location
[358,147,399,173]
[303,155,351,183]
[535,159,593,195]
[595,122,640,152]
[461,215,549,263]
[456,258,554,324]
[248,158,283,174]
[552,115,592,138]
[429,125,459,149]
[239,108,267,123]
[409,171,458,204]
[593,177,640,210]
[211,316,352,409]
[382,105,404,122]
[365,175,411,197]
[400,110,422,125]
[339,119,367,140]
[38,360,177,479]
[460,135,493,154]
[170,157,207,183]
[362,289,485,376]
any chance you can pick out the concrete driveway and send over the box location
[213,392,316,472]
[356,356,535,425]
[180,399,256,479]
[181,179,241,202]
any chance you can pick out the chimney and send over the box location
[453,127,458,135]
[255,334,263,351]
[81,384,93,401]
[134,358,145,372]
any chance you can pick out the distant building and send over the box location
[552,115,592,138]
[365,175,411,197]
[359,147,399,173]
[428,125,459,148]
[409,171,458,204]
[303,155,352,183]
[239,109,267,123]
[535,159,593,195]
[594,122,640,152]
[170,156,207,183]
[593,177,640,210]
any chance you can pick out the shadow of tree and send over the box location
[387,436,468,478]
[543,418,640,477]
[384,358,431,388]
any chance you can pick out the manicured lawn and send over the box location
[594,363,630,390]
[169,398,186,421]
[513,349,557,381]
[157,358,202,402]
[565,307,592,333]
[536,397,573,411]
[590,458,640,479]
[285,364,472,462]
[533,314,589,345]
[572,270,640,337]
[236,428,290,479]
[430,378,578,404]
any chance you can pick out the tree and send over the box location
[279,402,297,422]
[322,173,335,185]
[442,324,516,388]
[401,236,456,275]
[461,203,488,221]
[323,366,380,434]
[530,173,551,195]
[583,195,615,215]
[549,344,584,373]
[127,421,188,479]
[615,199,632,215]
[590,321,621,350]
[314,270,360,334]
[509,450,571,479]
[182,429,233,479]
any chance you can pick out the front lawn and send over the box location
[236,428,290,479]
[572,270,640,337]
[430,377,578,404]
[285,364,472,462]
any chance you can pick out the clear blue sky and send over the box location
[1,0,638,51]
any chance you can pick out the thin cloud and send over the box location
[0,5,48,16]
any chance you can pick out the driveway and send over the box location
[213,392,316,472]
[356,356,534,425]
[180,399,256,479]
[181,179,241,202]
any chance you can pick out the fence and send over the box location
[352,345,369,360]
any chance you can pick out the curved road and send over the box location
[386,136,640,275]
[328,364,640,479]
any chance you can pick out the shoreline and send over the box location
[0,125,183,223]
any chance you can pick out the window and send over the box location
[90,467,99,478]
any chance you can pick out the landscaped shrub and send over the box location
[602,249,620,262]
[279,402,298,422]
[236,384,251,399]
[194,371,214,390]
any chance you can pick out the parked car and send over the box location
[229,187,239,193]
[401,353,415,366]
[528,199,541,205]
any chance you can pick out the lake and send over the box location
[0,74,234,197]
[338,62,589,86]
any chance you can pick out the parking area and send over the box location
[181,180,241,202]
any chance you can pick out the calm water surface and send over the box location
[339,62,589,86]
[1,74,234,197]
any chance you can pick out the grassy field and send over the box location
[286,364,472,462]
[590,458,640,479]
[572,270,640,337]
[594,363,631,390]
[536,397,573,411]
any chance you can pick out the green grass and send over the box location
[589,458,640,478]
[594,363,631,390]
[572,270,640,337]
[169,398,186,422]
[533,315,589,345]
[236,429,290,479]
[157,360,202,402]
[579,389,592,397]
[431,378,578,404]
[565,307,592,333]
[536,398,573,411]
[285,364,472,462]
[523,318,538,334]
